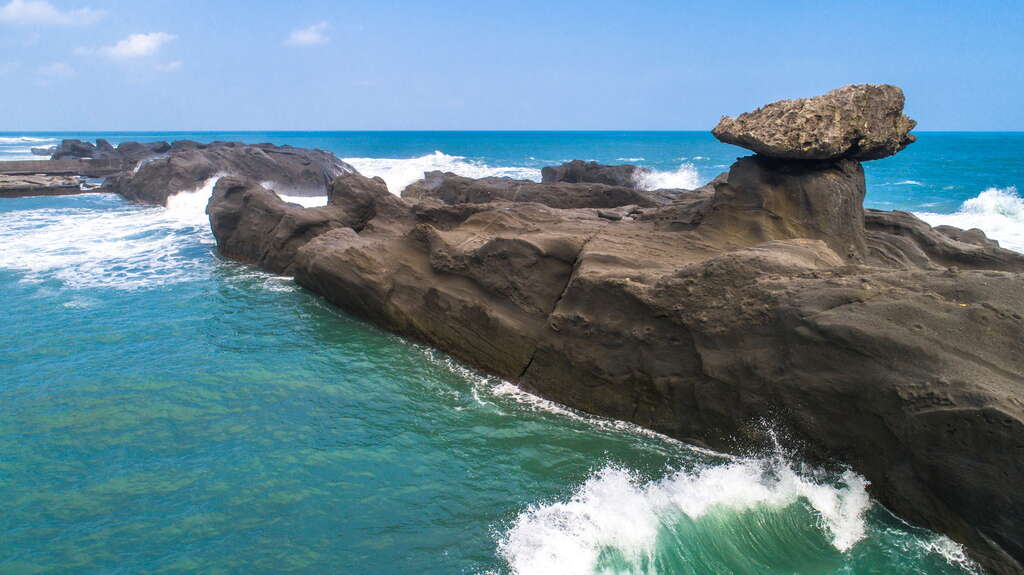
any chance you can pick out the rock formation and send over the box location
[48,138,171,162]
[205,85,1023,574]
[103,142,355,205]
[712,84,917,160]
[541,159,648,188]
[0,174,86,198]
[403,170,678,209]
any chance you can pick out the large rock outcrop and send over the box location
[541,159,647,188]
[104,142,355,205]
[712,84,917,160]
[205,88,1024,574]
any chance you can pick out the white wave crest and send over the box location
[615,157,645,162]
[498,460,871,575]
[893,180,924,186]
[0,136,58,144]
[0,178,222,289]
[278,193,328,208]
[915,186,1024,253]
[633,162,701,191]
[343,151,541,195]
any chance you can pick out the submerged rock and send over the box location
[712,84,917,160]
[206,86,1024,574]
[541,160,647,188]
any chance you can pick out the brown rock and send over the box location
[712,84,917,160]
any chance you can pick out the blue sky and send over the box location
[1,0,1021,130]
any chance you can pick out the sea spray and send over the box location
[633,162,702,191]
[0,177,222,289]
[343,151,541,195]
[915,186,1024,252]
[496,456,872,575]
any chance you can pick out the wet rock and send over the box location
[541,160,648,188]
[105,142,355,205]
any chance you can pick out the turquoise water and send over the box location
[3,131,1018,574]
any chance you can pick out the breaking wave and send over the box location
[915,186,1024,253]
[634,162,702,190]
[343,151,541,195]
[0,135,58,160]
[498,459,869,575]
[0,136,58,144]
[0,178,220,289]
[497,455,978,575]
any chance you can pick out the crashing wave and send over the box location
[633,162,702,191]
[915,186,1024,253]
[0,177,222,290]
[342,151,541,195]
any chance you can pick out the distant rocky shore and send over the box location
[1,138,352,200]
[1,85,1021,574]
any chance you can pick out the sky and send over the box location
[0,0,1021,131]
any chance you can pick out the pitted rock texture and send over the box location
[712,84,917,160]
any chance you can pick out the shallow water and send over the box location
[2,131,1016,573]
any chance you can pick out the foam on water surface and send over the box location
[343,150,542,195]
[634,162,702,190]
[916,186,1024,252]
[0,178,219,289]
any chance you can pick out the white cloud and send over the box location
[37,61,73,77]
[156,60,182,72]
[102,32,175,59]
[286,21,329,46]
[0,0,103,26]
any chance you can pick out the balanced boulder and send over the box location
[712,84,917,160]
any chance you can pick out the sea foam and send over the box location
[343,151,541,195]
[915,186,1024,253]
[0,177,221,289]
[634,162,702,191]
[497,458,871,575]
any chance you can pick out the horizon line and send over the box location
[3,129,1023,134]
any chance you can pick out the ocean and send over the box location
[2,131,1017,574]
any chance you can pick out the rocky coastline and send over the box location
[1,138,354,201]
[203,85,1023,574]
[1,85,1020,573]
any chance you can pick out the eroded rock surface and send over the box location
[205,87,1023,574]
[713,84,917,160]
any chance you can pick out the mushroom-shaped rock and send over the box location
[712,84,917,161]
